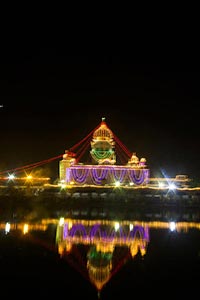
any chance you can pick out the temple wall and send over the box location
[63,165,150,186]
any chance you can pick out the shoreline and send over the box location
[1,187,200,222]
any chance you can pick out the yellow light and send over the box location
[23,224,29,234]
[59,217,65,226]
[60,183,66,189]
[114,222,120,231]
[158,182,165,188]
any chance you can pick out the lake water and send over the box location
[0,208,200,299]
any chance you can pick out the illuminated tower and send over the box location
[90,117,116,165]
[59,150,76,182]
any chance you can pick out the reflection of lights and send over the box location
[169,221,176,231]
[5,222,10,234]
[114,181,120,187]
[168,183,176,190]
[23,224,29,234]
[60,183,67,189]
[158,182,165,188]
[129,223,133,231]
[114,222,120,231]
[59,217,65,226]
[140,246,146,256]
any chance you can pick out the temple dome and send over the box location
[93,118,114,141]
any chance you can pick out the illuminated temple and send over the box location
[59,118,150,187]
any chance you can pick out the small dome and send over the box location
[140,158,146,162]
[130,153,139,163]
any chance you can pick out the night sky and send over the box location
[0,48,200,181]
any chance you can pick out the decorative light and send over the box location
[5,222,10,234]
[158,182,165,188]
[169,221,176,232]
[168,183,176,190]
[114,222,120,231]
[23,224,29,234]
[59,217,65,226]
[68,166,149,186]
[60,118,150,187]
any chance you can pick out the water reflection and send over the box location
[56,218,149,294]
[1,216,200,298]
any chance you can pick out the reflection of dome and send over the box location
[87,245,112,292]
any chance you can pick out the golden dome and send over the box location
[93,118,114,140]
[140,158,146,162]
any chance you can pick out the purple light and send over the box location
[71,168,89,183]
[112,168,126,183]
[63,222,149,242]
[67,166,149,185]
[92,168,108,184]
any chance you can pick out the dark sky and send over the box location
[0,48,200,181]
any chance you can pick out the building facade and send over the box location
[59,118,150,187]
